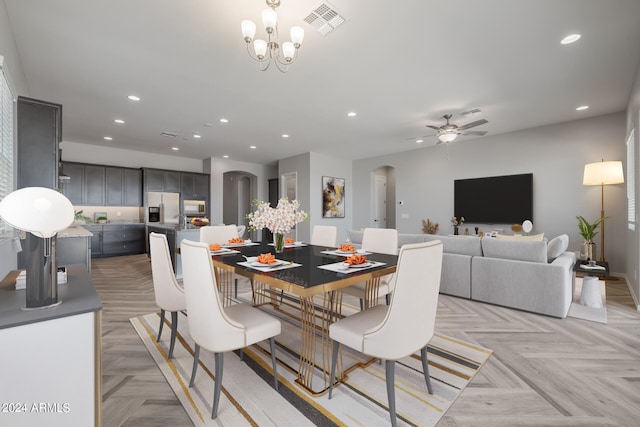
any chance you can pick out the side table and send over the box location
[573,261,609,308]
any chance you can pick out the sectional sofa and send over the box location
[347,230,575,318]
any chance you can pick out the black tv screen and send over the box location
[454,173,533,224]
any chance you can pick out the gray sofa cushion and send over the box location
[398,234,426,247]
[424,234,483,256]
[547,234,569,261]
[481,237,547,263]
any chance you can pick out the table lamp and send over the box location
[0,187,74,309]
[583,159,624,262]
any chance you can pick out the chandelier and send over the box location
[241,0,304,73]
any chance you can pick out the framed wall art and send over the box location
[322,176,345,218]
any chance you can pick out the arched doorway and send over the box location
[371,166,396,228]
[222,171,257,239]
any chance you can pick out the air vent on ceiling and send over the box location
[304,2,346,36]
[161,131,178,138]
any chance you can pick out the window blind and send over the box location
[0,58,15,239]
[627,128,635,230]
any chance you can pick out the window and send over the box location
[0,56,15,239]
[627,128,635,230]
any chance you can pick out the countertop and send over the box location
[147,223,204,232]
[58,225,93,238]
[0,265,103,330]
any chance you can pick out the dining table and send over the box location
[207,240,398,395]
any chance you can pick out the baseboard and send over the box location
[615,273,640,311]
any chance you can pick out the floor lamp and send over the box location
[583,159,624,262]
[0,187,74,309]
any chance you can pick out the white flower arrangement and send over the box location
[247,198,309,235]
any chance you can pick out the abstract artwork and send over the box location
[322,176,345,218]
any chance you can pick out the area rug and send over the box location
[567,277,607,324]
[131,299,492,426]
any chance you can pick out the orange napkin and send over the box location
[209,243,221,251]
[228,237,244,244]
[284,237,295,244]
[257,253,277,264]
[345,254,367,265]
[339,243,355,252]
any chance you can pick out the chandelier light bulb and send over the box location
[241,20,256,42]
[282,42,294,61]
[290,26,304,47]
[262,8,277,33]
[254,39,268,59]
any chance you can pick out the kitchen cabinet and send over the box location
[147,225,177,269]
[62,162,84,205]
[143,168,181,193]
[17,97,61,190]
[85,225,103,257]
[181,172,210,199]
[105,166,142,206]
[86,224,144,257]
[83,164,105,205]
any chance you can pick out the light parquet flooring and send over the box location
[94,254,640,426]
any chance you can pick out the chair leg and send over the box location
[328,340,340,399]
[234,278,238,298]
[385,360,397,427]
[168,311,178,359]
[239,348,244,361]
[359,298,364,311]
[420,346,434,394]
[189,344,200,388]
[156,309,165,342]
[385,293,391,305]
[269,337,278,390]
[212,352,224,419]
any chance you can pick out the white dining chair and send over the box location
[311,225,338,247]
[199,224,241,244]
[328,240,443,427]
[180,239,281,419]
[236,224,246,239]
[342,227,398,309]
[149,232,186,359]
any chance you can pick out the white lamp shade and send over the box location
[253,39,268,58]
[438,132,458,143]
[241,20,256,41]
[290,26,304,46]
[0,187,74,238]
[282,42,295,60]
[583,160,624,186]
[262,8,277,30]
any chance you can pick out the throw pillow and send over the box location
[547,234,569,261]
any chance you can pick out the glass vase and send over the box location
[274,233,284,253]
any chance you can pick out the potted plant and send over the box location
[576,215,607,260]
[96,216,108,224]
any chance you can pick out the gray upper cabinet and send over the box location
[181,172,210,199]
[105,167,124,205]
[143,168,181,193]
[83,164,105,205]
[17,97,61,190]
[62,162,84,204]
[105,167,142,206]
[62,162,142,206]
[124,168,142,206]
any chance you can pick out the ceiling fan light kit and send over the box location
[426,113,489,144]
[241,0,304,73]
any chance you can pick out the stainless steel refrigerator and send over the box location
[146,192,180,224]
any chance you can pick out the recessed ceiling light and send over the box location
[282,134,289,138]
[103,136,113,141]
[250,145,257,149]
[219,118,229,123]
[347,112,357,117]
[127,95,141,101]
[114,119,125,124]
[223,155,229,158]
[576,105,589,111]
[561,34,581,45]
[416,139,423,143]
[171,147,179,151]
[193,134,202,139]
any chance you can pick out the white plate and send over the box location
[335,249,356,255]
[252,260,285,267]
[210,248,232,254]
[344,262,372,268]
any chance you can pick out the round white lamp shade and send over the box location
[522,220,533,234]
[0,187,74,238]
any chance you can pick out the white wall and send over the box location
[625,62,640,308]
[353,113,627,273]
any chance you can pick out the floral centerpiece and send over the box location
[451,216,464,235]
[246,198,309,252]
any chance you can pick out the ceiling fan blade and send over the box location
[425,125,441,131]
[458,119,488,130]
[461,130,488,136]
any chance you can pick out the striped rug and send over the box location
[131,296,492,426]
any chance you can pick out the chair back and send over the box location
[363,240,443,359]
[199,224,240,245]
[180,239,246,352]
[311,225,338,247]
[149,232,185,312]
[236,225,246,239]
[362,227,398,255]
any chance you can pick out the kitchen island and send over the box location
[57,225,92,271]
[146,223,201,277]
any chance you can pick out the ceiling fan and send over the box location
[425,114,488,143]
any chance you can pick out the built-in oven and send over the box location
[183,200,206,217]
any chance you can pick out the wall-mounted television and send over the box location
[454,173,533,224]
